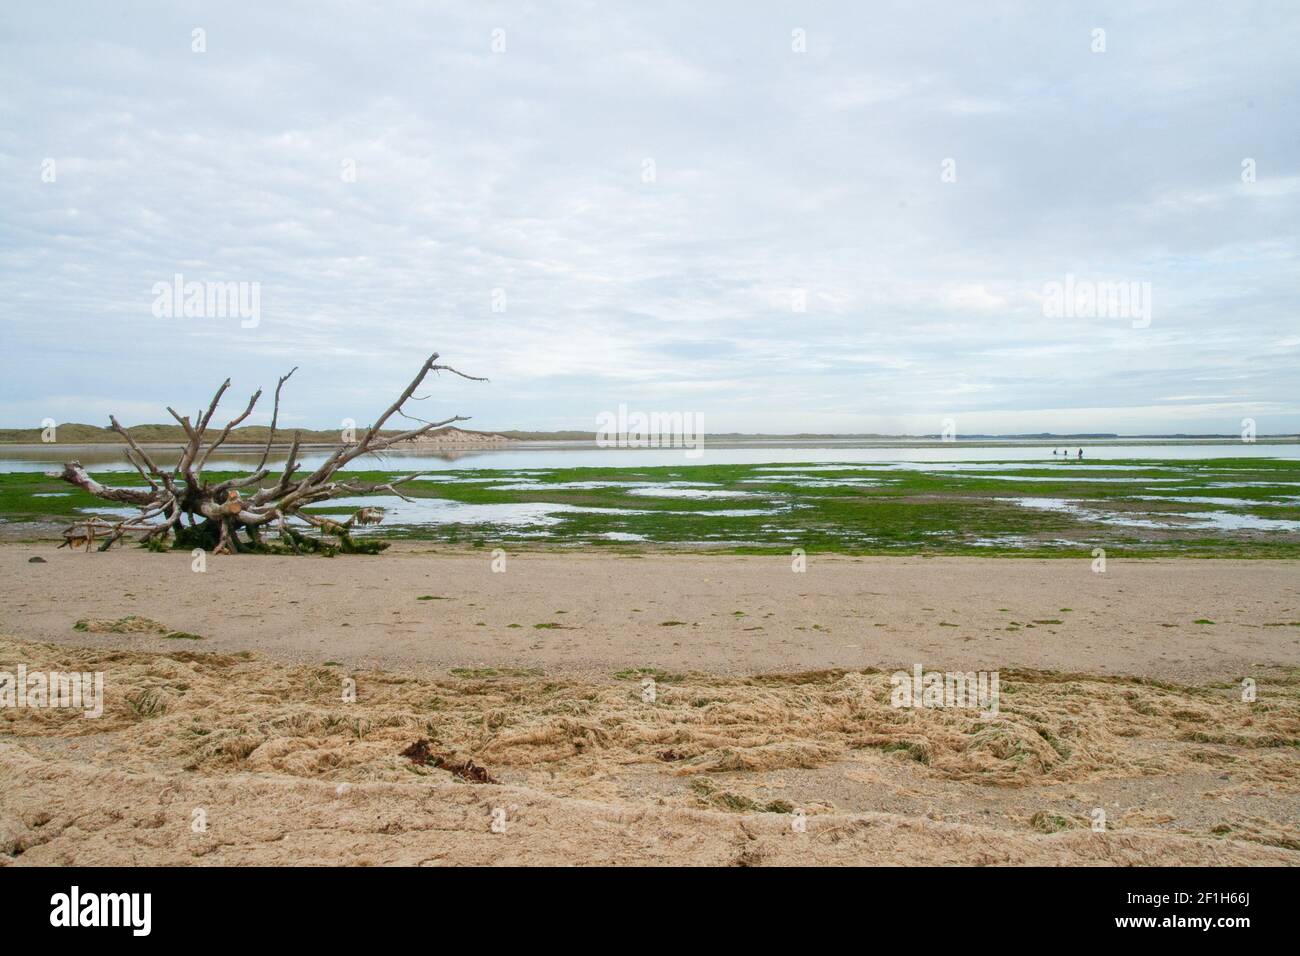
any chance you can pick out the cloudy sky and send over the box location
[1,1,1297,435]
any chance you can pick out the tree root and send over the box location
[51,353,478,557]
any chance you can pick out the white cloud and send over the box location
[0,2,1296,435]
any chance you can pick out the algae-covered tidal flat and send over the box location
[6,457,1300,557]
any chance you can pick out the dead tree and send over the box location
[54,353,484,555]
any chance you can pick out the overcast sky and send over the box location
[1,1,1297,435]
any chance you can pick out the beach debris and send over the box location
[28,556,46,563]
[58,522,95,551]
[50,353,484,555]
[400,739,496,783]
[351,507,386,526]
[400,738,435,764]
[75,615,170,634]
[73,616,203,640]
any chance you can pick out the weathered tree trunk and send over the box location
[54,353,484,555]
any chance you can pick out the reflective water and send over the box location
[1010,497,1300,532]
[625,487,759,499]
[312,495,641,529]
[78,493,782,528]
[3,440,1296,473]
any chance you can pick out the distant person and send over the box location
[1077,448,1083,459]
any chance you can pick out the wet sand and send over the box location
[2,544,1298,682]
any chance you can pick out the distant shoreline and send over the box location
[1,436,1296,448]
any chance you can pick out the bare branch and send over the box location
[196,386,263,473]
[256,367,297,471]
[196,378,232,434]
[429,363,490,383]
[56,462,156,505]
[123,449,159,490]
[108,415,165,477]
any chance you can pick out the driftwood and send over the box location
[54,353,483,554]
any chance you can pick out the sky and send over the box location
[1,1,1297,436]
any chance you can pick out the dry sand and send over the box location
[1,543,1297,866]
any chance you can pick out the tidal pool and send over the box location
[1009,497,1300,532]
[625,487,759,500]
[313,495,644,528]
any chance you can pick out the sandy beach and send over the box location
[2,544,1297,866]
[6,0,1300,917]
[2,544,1298,680]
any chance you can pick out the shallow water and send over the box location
[79,493,782,532]
[953,474,1185,483]
[1008,497,1174,529]
[625,486,758,499]
[79,495,651,529]
[1180,511,1300,531]
[1132,495,1290,507]
[741,476,883,487]
[313,495,647,528]
[5,440,1296,473]
[483,480,712,491]
[1009,497,1300,532]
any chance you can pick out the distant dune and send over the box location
[0,423,515,445]
[398,426,511,446]
[1,424,1296,444]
